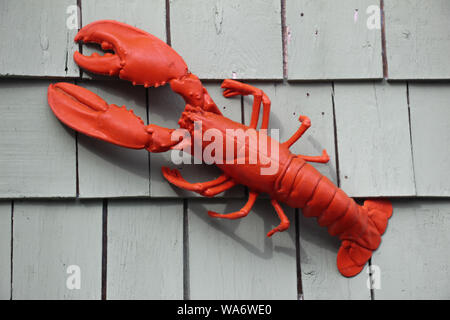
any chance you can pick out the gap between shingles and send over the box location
[294,209,304,300]
[380,0,388,79]
[406,82,417,194]
[77,0,83,78]
[280,0,288,80]
[368,258,375,300]
[146,89,151,196]
[165,0,172,46]
[331,82,341,188]
[101,199,108,300]
[74,79,80,197]
[10,201,14,300]
[183,199,190,300]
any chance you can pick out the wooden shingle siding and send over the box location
[243,83,337,184]
[334,82,416,197]
[371,200,450,299]
[76,81,150,198]
[12,201,102,299]
[385,0,450,79]
[299,214,370,299]
[81,0,167,79]
[0,202,11,300]
[107,199,183,299]
[0,0,79,77]
[148,83,245,198]
[170,0,283,79]
[187,199,297,299]
[287,0,383,80]
[409,84,450,196]
[0,80,77,198]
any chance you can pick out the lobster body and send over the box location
[46,20,392,277]
[179,106,392,276]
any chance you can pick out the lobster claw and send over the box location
[48,82,180,152]
[74,20,188,87]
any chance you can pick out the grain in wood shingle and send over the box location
[0,80,77,198]
[385,0,450,79]
[409,83,450,196]
[188,199,297,299]
[371,199,450,299]
[287,0,383,80]
[299,213,370,299]
[0,202,11,300]
[334,81,415,197]
[107,199,183,299]
[0,0,79,77]
[170,0,283,79]
[12,200,102,299]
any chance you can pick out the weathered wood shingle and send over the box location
[188,199,297,299]
[334,82,416,197]
[409,83,450,196]
[0,0,79,77]
[12,200,102,299]
[0,80,77,198]
[287,0,383,80]
[299,214,370,299]
[107,199,183,299]
[0,202,11,300]
[385,0,450,79]
[371,200,450,299]
[170,0,283,79]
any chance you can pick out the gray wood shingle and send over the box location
[287,0,383,80]
[12,200,102,299]
[409,83,450,196]
[334,81,416,197]
[371,199,450,299]
[385,0,450,79]
[107,199,183,299]
[0,202,11,300]
[188,199,297,299]
[170,0,283,79]
[0,80,77,198]
[0,0,79,77]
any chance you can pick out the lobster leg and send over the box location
[161,166,230,193]
[299,150,330,163]
[221,79,271,129]
[201,180,238,197]
[283,115,311,148]
[208,191,258,219]
[267,199,290,237]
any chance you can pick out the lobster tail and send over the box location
[336,199,393,277]
[293,163,393,277]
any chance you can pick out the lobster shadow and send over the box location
[189,199,297,260]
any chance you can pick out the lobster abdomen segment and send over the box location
[278,160,392,277]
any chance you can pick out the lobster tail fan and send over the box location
[336,199,393,277]
[337,240,372,277]
[364,199,393,235]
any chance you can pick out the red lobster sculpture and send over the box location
[47,20,392,277]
